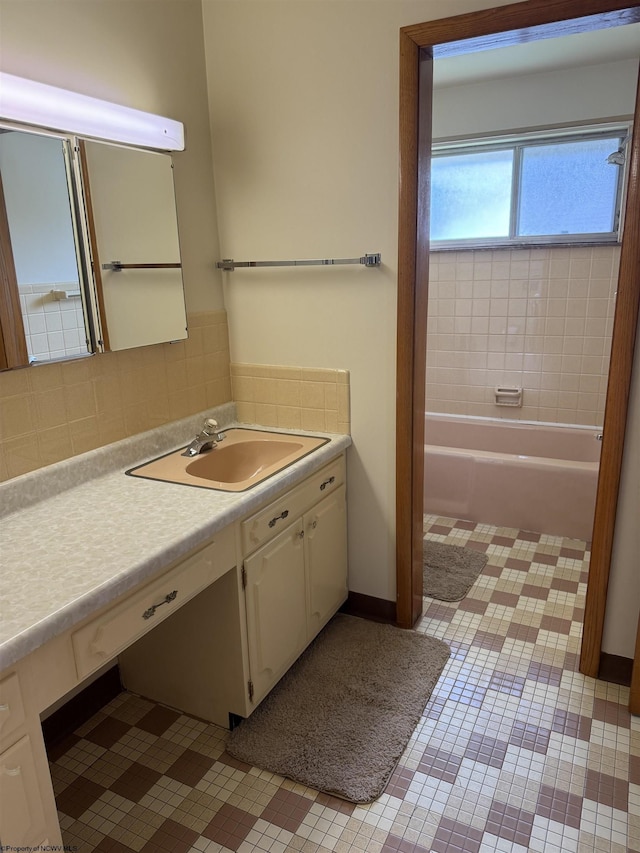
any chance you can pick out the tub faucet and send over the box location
[181,418,226,457]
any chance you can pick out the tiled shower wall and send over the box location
[426,245,620,426]
[0,311,231,482]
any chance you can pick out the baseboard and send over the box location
[599,653,633,687]
[340,591,396,623]
[42,665,123,748]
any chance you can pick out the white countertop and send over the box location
[0,406,351,671]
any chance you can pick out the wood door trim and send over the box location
[582,68,640,676]
[78,140,110,352]
[0,171,29,369]
[396,31,421,629]
[630,609,640,714]
[396,0,640,666]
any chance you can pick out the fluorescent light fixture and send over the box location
[0,72,184,151]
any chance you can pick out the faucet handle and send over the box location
[202,418,218,435]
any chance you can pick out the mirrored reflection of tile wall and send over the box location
[426,245,620,426]
[19,284,87,362]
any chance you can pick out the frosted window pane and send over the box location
[519,138,619,236]
[430,149,513,240]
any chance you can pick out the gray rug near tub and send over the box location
[226,613,450,803]
[423,539,488,601]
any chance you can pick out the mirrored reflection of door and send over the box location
[0,129,90,362]
[81,141,188,352]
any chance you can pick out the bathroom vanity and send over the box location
[0,411,350,848]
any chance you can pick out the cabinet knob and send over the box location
[296,530,305,540]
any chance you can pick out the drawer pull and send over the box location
[320,476,335,491]
[268,510,289,528]
[143,590,178,620]
[1,765,21,777]
[0,703,9,712]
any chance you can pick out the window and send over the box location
[430,125,629,248]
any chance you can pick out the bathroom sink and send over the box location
[126,428,329,492]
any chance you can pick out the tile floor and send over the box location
[49,515,639,853]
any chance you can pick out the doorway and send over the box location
[396,0,640,682]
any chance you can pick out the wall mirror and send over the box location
[0,122,187,369]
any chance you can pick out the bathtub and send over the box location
[424,413,601,541]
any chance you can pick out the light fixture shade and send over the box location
[0,72,184,151]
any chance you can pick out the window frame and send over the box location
[430,122,631,250]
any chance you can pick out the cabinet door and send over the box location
[0,735,47,847]
[305,484,348,640]
[244,519,308,705]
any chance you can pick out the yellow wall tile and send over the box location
[0,368,32,398]
[254,403,279,427]
[301,408,326,432]
[1,394,36,439]
[230,362,350,435]
[64,382,96,421]
[300,381,325,410]
[0,310,232,483]
[4,434,42,478]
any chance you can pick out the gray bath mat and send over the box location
[227,613,450,803]
[423,539,488,601]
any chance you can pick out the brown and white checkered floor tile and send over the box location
[50,515,639,852]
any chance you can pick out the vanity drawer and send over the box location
[72,528,236,680]
[0,672,26,749]
[242,456,345,555]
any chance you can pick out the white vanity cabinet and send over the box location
[120,453,348,722]
[242,460,348,705]
[0,672,60,849]
[243,518,309,705]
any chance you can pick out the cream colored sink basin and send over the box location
[126,428,329,492]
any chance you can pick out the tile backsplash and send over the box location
[231,363,350,434]
[426,245,619,426]
[0,311,231,482]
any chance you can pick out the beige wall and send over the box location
[0,0,232,480]
[201,0,517,602]
[433,58,638,139]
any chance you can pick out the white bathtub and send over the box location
[423,413,601,541]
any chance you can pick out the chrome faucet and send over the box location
[181,418,226,457]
